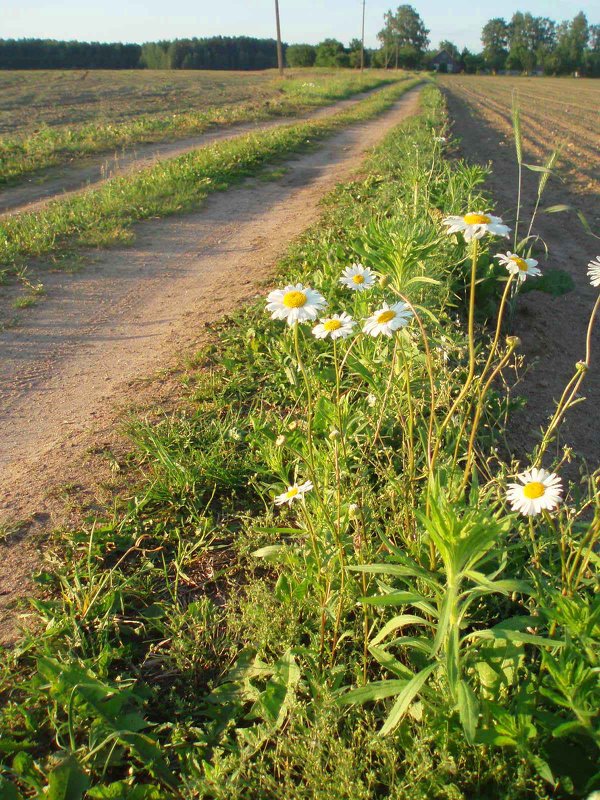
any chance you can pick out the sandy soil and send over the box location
[442,83,600,474]
[0,86,422,644]
[0,87,391,217]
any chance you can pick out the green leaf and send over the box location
[466,628,565,648]
[47,755,89,800]
[523,163,554,174]
[368,645,415,678]
[457,680,479,744]
[338,679,409,706]
[371,614,433,646]
[251,544,289,560]
[0,777,21,800]
[520,268,574,297]
[88,782,163,799]
[530,754,555,786]
[379,664,436,736]
[359,591,431,608]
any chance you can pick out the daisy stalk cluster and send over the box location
[260,148,599,760]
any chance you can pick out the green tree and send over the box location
[461,47,484,74]
[481,18,508,72]
[286,44,316,67]
[506,12,553,73]
[348,38,370,68]
[378,5,429,68]
[555,11,589,73]
[315,39,349,67]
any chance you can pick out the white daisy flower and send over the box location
[339,263,376,292]
[587,256,600,287]
[442,211,510,242]
[363,301,413,337]
[506,468,563,516]
[496,252,541,282]
[266,283,327,326]
[274,480,313,506]
[312,312,355,340]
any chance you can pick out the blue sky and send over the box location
[3,1,599,52]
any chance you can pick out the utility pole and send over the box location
[360,0,366,73]
[274,0,284,77]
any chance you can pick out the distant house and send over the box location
[429,49,461,74]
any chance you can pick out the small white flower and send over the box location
[496,252,541,282]
[274,480,313,506]
[363,301,413,337]
[506,468,563,516]
[434,136,447,143]
[366,393,377,407]
[312,312,355,340]
[587,256,600,287]
[442,211,510,242]
[339,263,376,292]
[266,283,327,326]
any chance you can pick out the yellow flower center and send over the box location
[513,257,528,272]
[464,213,491,225]
[352,274,365,284]
[283,290,307,308]
[323,319,342,332]
[285,487,299,499]
[377,310,396,324]
[523,481,545,499]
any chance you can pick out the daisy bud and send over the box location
[506,336,520,349]
[379,274,390,289]
[275,434,286,447]
[329,429,341,440]
[576,361,588,373]
[348,503,359,519]
[367,393,377,407]
[289,420,298,431]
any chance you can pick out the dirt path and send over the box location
[0,86,422,643]
[442,84,600,474]
[0,87,393,217]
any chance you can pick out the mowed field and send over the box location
[0,68,402,187]
[0,68,370,134]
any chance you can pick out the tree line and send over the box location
[480,12,598,75]
[0,36,283,70]
[0,6,597,76]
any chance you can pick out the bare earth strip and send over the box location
[440,79,600,474]
[0,86,393,217]
[0,86,421,642]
